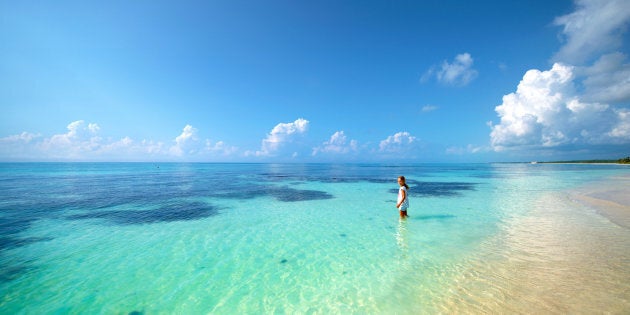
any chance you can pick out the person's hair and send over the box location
[398,176,409,189]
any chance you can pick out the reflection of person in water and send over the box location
[396,176,409,219]
[396,218,408,252]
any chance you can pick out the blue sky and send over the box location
[1,0,629,162]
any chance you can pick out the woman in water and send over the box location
[396,176,409,219]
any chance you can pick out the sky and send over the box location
[1,0,629,162]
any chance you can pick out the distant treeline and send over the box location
[541,157,630,164]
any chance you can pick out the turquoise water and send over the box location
[1,163,629,313]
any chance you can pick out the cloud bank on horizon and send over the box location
[0,118,417,161]
[489,0,630,154]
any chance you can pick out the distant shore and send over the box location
[540,162,629,165]
[538,157,630,164]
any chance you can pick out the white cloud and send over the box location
[88,123,100,133]
[489,0,630,153]
[580,52,630,103]
[37,120,102,158]
[421,105,438,112]
[170,124,198,156]
[423,53,478,86]
[31,120,168,159]
[1,131,40,143]
[446,144,487,155]
[0,132,42,160]
[256,118,309,156]
[490,63,628,150]
[608,108,630,138]
[312,131,358,155]
[379,131,416,152]
[175,124,196,145]
[205,139,238,156]
[50,120,82,145]
[97,136,134,154]
[168,125,237,158]
[553,0,630,64]
[0,121,237,161]
[140,140,165,155]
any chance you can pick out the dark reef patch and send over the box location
[0,236,53,251]
[66,201,219,225]
[0,217,35,238]
[0,264,31,283]
[211,185,334,202]
[270,187,334,202]
[389,180,476,197]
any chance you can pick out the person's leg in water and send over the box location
[399,210,408,219]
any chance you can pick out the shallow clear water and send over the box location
[1,163,629,313]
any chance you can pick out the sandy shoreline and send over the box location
[438,171,630,313]
[570,174,630,229]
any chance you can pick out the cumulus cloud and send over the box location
[48,120,83,146]
[139,139,165,155]
[98,136,135,154]
[379,131,416,152]
[88,123,100,133]
[490,63,629,150]
[609,109,630,138]
[96,136,168,159]
[37,120,102,158]
[13,120,165,159]
[0,121,237,161]
[1,131,40,143]
[312,131,358,155]
[552,0,630,64]
[256,118,309,156]
[176,125,196,144]
[580,52,630,103]
[205,139,238,156]
[0,132,42,160]
[170,124,198,156]
[168,124,237,158]
[490,0,630,152]
[422,53,478,86]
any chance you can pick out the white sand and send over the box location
[438,173,630,313]
[571,174,630,228]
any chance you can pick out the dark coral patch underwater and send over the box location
[210,185,334,202]
[66,201,219,225]
[389,180,477,197]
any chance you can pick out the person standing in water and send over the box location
[396,176,409,218]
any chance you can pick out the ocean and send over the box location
[1,163,629,313]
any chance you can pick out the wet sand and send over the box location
[438,174,630,313]
[571,174,630,228]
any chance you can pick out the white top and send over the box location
[398,186,409,210]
